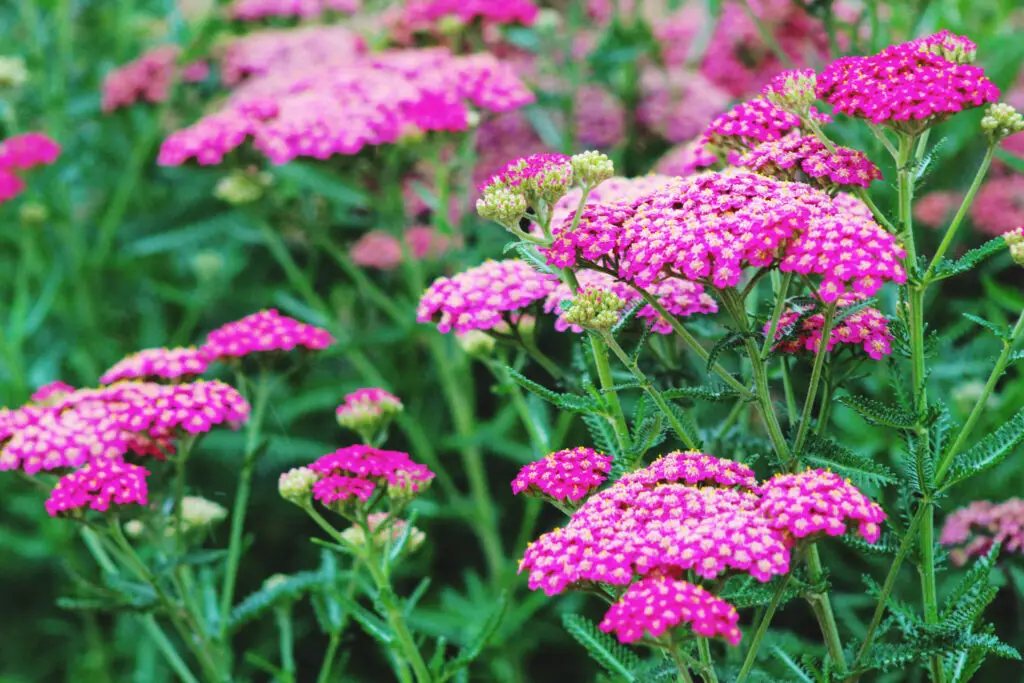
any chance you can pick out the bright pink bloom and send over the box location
[622,450,759,490]
[228,0,360,21]
[417,259,558,334]
[336,388,403,423]
[740,134,883,189]
[544,270,717,334]
[759,469,887,543]
[45,459,149,516]
[100,347,210,385]
[600,577,742,645]
[310,445,435,494]
[220,26,367,85]
[767,299,893,360]
[511,447,612,502]
[471,112,550,194]
[30,381,75,404]
[702,98,830,152]
[202,309,334,358]
[312,474,376,505]
[0,132,61,203]
[941,498,1024,565]
[101,46,208,112]
[817,32,999,131]
[654,140,718,177]
[969,176,1024,236]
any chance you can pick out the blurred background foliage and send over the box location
[1,0,1024,681]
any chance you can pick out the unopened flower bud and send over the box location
[456,329,496,357]
[387,468,432,504]
[339,512,425,554]
[124,519,146,538]
[563,288,626,331]
[0,56,28,89]
[336,388,403,444]
[981,103,1024,143]
[571,151,615,189]
[214,169,270,205]
[517,314,537,338]
[476,185,528,230]
[178,496,227,531]
[764,68,818,117]
[437,14,465,36]
[19,202,48,226]
[191,250,224,282]
[279,467,318,507]
[920,32,977,65]
[1005,227,1024,266]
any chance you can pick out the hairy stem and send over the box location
[791,304,837,457]
[805,545,849,674]
[736,575,793,683]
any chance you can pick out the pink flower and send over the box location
[228,0,360,21]
[599,576,742,645]
[471,112,551,194]
[336,388,403,434]
[0,132,61,204]
[309,445,435,504]
[767,298,893,360]
[638,69,732,143]
[30,381,75,405]
[544,270,717,334]
[417,259,558,334]
[101,46,208,113]
[941,499,1024,565]
[914,190,962,228]
[511,447,612,502]
[574,85,626,148]
[202,309,335,358]
[654,140,718,177]
[758,469,887,543]
[45,459,149,516]
[739,134,883,190]
[100,347,211,385]
[350,227,453,271]
[220,26,367,86]
[817,32,999,132]
[969,176,1024,236]
[621,450,759,490]
[312,474,376,505]
[702,98,831,152]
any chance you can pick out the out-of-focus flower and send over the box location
[30,382,75,405]
[387,0,538,44]
[339,512,425,552]
[573,85,626,149]
[219,26,367,86]
[214,169,273,204]
[0,132,60,204]
[512,447,612,502]
[969,176,1024,236]
[914,190,962,229]
[100,347,211,385]
[349,227,453,271]
[817,31,999,133]
[202,309,335,358]
[45,460,149,516]
[638,70,731,143]
[176,496,228,532]
[417,259,558,334]
[739,134,882,190]
[336,388,403,442]
[228,0,360,21]
[0,56,28,89]
[101,46,209,113]
[941,498,1024,566]
[654,140,718,177]
[456,329,496,356]
[600,577,743,645]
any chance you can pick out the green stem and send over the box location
[316,632,343,683]
[919,509,945,683]
[602,332,698,449]
[736,575,793,683]
[791,305,836,457]
[897,135,919,265]
[805,545,849,674]
[590,335,633,453]
[695,638,718,683]
[219,371,273,636]
[276,605,296,681]
[935,308,1024,485]
[173,436,196,553]
[847,504,928,682]
[780,357,798,428]
[760,272,793,359]
[666,636,696,683]
[141,615,202,683]
[922,146,996,283]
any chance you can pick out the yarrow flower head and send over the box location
[339,512,426,554]
[701,98,830,153]
[45,460,149,516]
[621,450,759,490]
[758,469,887,543]
[562,287,626,331]
[101,46,209,113]
[1004,227,1024,266]
[0,132,61,204]
[544,270,717,335]
[482,153,575,207]
[202,309,335,359]
[100,347,210,385]
[980,103,1024,144]
[309,445,435,509]
[739,134,883,191]
[817,32,999,133]
[654,140,718,177]
[278,466,318,507]
[766,298,893,360]
[763,68,818,117]
[417,259,558,334]
[336,388,403,443]
[511,447,612,502]
[940,498,1024,566]
[599,577,742,645]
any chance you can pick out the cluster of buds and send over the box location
[278,466,319,508]
[335,388,404,445]
[981,103,1024,144]
[1004,227,1024,266]
[562,287,626,332]
[175,496,228,534]
[339,512,425,554]
[763,69,818,119]
[455,329,496,357]
[918,30,977,65]
[476,151,615,237]
[0,56,27,89]
[214,168,274,205]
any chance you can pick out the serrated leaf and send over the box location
[504,366,600,413]
[584,412,622,461]
[931,236,1007,280]
[562,614,639,681]
[941,543,1000,622]
[802,433,896,485]
[228,570,330,632]
[961,313,1009,341]
[706,331,752,375]
[942,408,1024,489]
[661,385,743,403]
[838,395,919,430]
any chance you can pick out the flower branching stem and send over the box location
[736,574,793,683]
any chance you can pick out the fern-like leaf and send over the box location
[961,313,1010,341]
[942,408,1024,489]
[838,395,919,430]
[932,236,1007,281]
[802,433,896,486]
[661,385,743,403]
[504,366,601,413]
[562,614,640,681]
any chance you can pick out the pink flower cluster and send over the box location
[309,445,435,505]
[30,381,75,405]
[739,134,882,190]
[969,175,1024,237]
[767,300,893,360]
[550,175,676,227]
[941,498,1024,566]
[654,140,718,178]
[519,451,884,609]
[101,46,209,113]
[0,133,61,203]
[417,259,558,334]
[220,26,367,86]
[159,47,533,165]
[0,381,250,474]
[228,0,360,21]
[511,447,613,502]
[45,460,150,516]
[544,171,906,302]
[817,31,999,130]
[600,576,742,645]
[350,226,453,271]
[100,347,210,385]
[336,388,403,423]
[638,70,732,143]
[544,270,717,335]
[202,309,335,359]
[702,98,830,152]
[390,0,538,35]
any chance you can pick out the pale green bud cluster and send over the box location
[476,185,529,230]
[564,288,626,331]
[0,56,28,89]
[765,70,818,118]
[278,467,318,507]
[339,513,425,554]
[981,103,1024,143]
[214,169,272,205]
[178,496,228,531]
[921,38,976,65]
[19,202,49,227]
[570,151,615,189]
[1004,227,1024,266]
[456,329,496,357]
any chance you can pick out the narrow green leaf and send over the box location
[803,433,896,485]
[961,313,1009,341]
[943,409,1024,489]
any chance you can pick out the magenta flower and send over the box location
[637,69,731,143]
[312,474,377,505]
[45,459,150,516]
[417,259,558,334]
[202,309,335,359]
[101,46,209,113]
[550,175,676,227]
[599,576,742,645]
[100,347,211,385]
[228,0,360,21]
[30,381,76,405]
[740,134,883,190]
[0,132,61,204]
[311,445,434,492]
[759,469,887,543]
[350,226,452,271]
[941,498,1024,566]
[767,298,893,360]
[219,26,367,86]
[621,450,759,490]
[511,447,612,502]
[969,176,1024,236]
[702,98,830,152]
